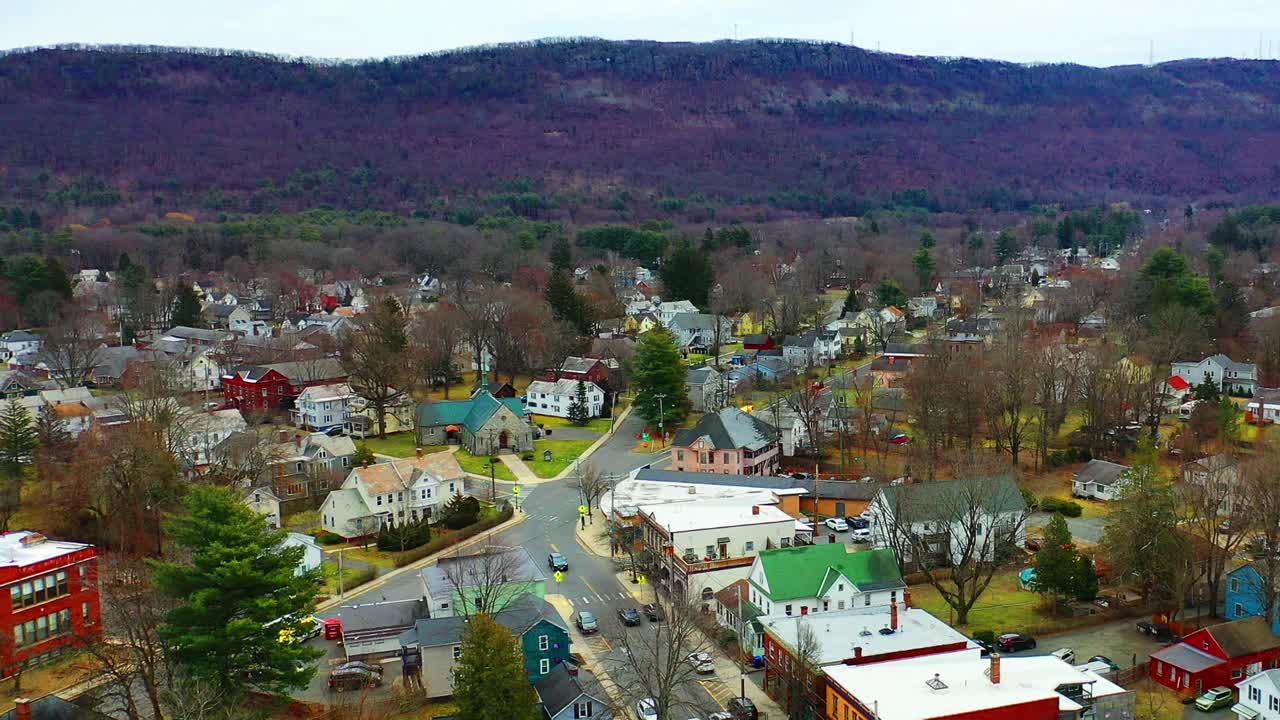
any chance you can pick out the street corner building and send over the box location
[1149,616,1280,697]
[0,532,100,676]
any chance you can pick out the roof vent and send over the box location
[925,674,947,691]
[859,628,872,637]
[879,627,895,635]
[688,486,697,494]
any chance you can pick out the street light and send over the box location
[653,393,667,447]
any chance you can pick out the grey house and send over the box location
[1071,459,1131,501]
[686,366,725,412]
[534,664,612,720]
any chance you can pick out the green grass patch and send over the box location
[321,563,376,595]
[283,509,320,531]
[358,433,443,458]
[335,545,398,569]
[526,439,597,478]
[909,570,1042,636]
[455,449,516,480]
[532,415,612,434]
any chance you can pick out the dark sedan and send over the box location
[548,552,569,572]
[643,603,665,622]
[996,633,1036,652]
[617,607,643,626]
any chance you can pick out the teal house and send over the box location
[416,389,534,455]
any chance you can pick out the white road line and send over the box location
[566,597,575,606]
[596,594,606,601]
[582,596,591,604]
[548,516,558,521]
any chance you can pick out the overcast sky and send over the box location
[3,0,1279,67]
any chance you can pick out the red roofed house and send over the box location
[1168,374,1191,398]
[222,359,347,415]
[0,531,100,676]
[546,356,610,386]
[1149,616,1280,696]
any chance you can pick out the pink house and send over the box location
[671,408,780,476]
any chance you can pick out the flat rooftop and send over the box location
[0,531,92,569]
[603,478,802,517]
[822,649,1128,720]
[639,498,793,534]
[763,606,973,666]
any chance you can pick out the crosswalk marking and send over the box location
[582,596,591,604]
[700,680,734,709]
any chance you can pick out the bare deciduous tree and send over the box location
[339,298,410,437]
[1179,454,1250,617]
[411,305,465,398]
[439,542,529,617]
[985,306,1036,466]
[1242,449,1280,627]
[41,309,105,389]
[604,598,718,720]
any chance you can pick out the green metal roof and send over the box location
[752,544,903,602]
[416,390,527,433]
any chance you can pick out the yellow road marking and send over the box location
[700,680,733,709]
[550,543,560,552]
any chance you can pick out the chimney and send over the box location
[362,460,369,468]
[278,430,289,443]
[567,664,579,676]
[890,601,898,631]
[415,447,423,458]
[853,646,862,659]
[15,699,31,720]
[688,486,697,494]
[751,505,760,515]
[990,653,1001,685]
[904,590,912,609]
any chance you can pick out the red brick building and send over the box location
[547,356,609,386]
[0,532,100,676]
[222,358,347,415]
[1149,616,1280,696]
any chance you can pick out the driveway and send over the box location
[1027,512,1107,545]
[1005,616,1167,672]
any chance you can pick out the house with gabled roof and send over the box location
[671,407,780,476]
[869,475,1026,571]
[747,544,905,619]
[1150,616,1280,696]
[1072,459,1131,501]
[319,450,467,539]
[534,663,612,720]
[1172,354,1259,396]
[415,389,533,455]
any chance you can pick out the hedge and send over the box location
[1040,497,1084,517]
[392,503,516,567]
[1046,447,1092,468]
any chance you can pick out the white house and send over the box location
[524,379,605,419]
[282,532,325,575]
[1235,669,1280,720]
[186,349,223,392]
[245,487,283,527]
[177,408,248,466]
[0,331,41,364]
[907,296,938,319]
[320,451,467,539]
[1172,354,1259,395]
[292,382,356,432]
[746,543,905,619]
[1249,389,1280,424]
[815,331,842,362]
[638,498,802,601]
[657,300,700,327]
[868,475,1027,571]
[782,333,818,369]
[1071,459,1131,501]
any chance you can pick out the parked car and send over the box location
[1136,621,1177,642]
[823,517,849,532]
[845,516,870,530]
[890,433,911,445]
[618,607,643,626]
[996,633,1037,652]
[790,472,812,480]
[548,552,569,572]
[726,697,758,720]
[637,698,658,720]
[709,713,733,720]
[1024,537,1042,552]
[643,603,665,622]
[687,652,715,674]
[576,611,599,634]
[1088,655,1119,672]
[336,660,383,676]
[325,426,346,437]
[850,528,872,543]
[1051,648,1075,664]
[1194,687,1235,712]
[328,667,382,691]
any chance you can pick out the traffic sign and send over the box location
[513,485,521,496]
[578,504,589,516]
[554,571,565,583]
[637,575,647,585]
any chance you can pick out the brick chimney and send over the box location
[904,590,912,609]
[890,600,898,631]
[362,460,369,468]
[415,447,423,458]
[15,698,31,720]
[990,653,1001,685]
[751,505,760,515]
[853,646,862,659]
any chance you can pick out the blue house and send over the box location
[1225,563,1280,635]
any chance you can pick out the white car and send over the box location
[637,698,658,720]
[687,652,715,674]
[850,528,872,543]
[1051,648,1076,664]
[823,517,849,532]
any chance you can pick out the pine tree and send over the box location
[841,289,860,317]
[0,402,36,475]
[1030,268,1042,286]
[33,406,71,461]
[549,236,573,272]
[1072,554,1099,602]
[852,335,867,357]
[567,380,590,426]
[659,239,715,308]
[912,249,935,293]
[1030,513,1078,604]
[44,258,73,300]
[630,327,690,430]
[994,230,1018,264]
[153,485,323,696]
[172,284,203,328]
[545,269,593,335]
[876,277,908,309]
[453,614,540,720]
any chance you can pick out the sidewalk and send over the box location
[498,453,540,484]
[574,508,614,557]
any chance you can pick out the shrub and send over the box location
[1040,497,1084,517]
[376,516,432,552]
[316,532,345,545]
[1046,447,1092,468]
[438,494,482,530]
[393,504,515,567]
[973,629,996,647]
[521,452,535,461]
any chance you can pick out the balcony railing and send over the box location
[672,554,755,574]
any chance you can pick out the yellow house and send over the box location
[346,396,416,438]
[734,312,766,337]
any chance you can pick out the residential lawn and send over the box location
[1021,468,1112,521]
[532,414,612,435]
[527,439,597,478]
[455,448,516,480]
[684,353,710,366]
[1130,680,1186,720]
[283,509,320,532]
[0,651,97,706]
[321,563,375,595]
[1052,409,1088,447]
[909,570,1043,637]
[357,432,437,458]
[337,545,399,569]
[418,372,536,402]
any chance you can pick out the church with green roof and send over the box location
[746,543,905,618]
[416,389,534,456]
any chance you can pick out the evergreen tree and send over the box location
[1030,513,1078,603]
[876,277,908,309]
[911,249,935,292]
[172,284,203,328]
[1030,268,1042,286]
[994,230,1018,264]
[452,613,540,720]
[117,252,132,272]
[852,335,867,357]
[841,288,860,317]
[438,494,482,529]
[0,402,36,475]
[919,231,936,249]
[352,443,376,467]
[567,380,590,426]
[629,327,690,431]
[549,236,573,272]
[1072,554,1099,602]
[377,515,432,552]
[43,258,73,300]
[153,485,322,696]
[659,239,715,308]
[545,269,593,335]
[33,405,71,461]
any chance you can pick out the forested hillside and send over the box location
[2,39,1280,222]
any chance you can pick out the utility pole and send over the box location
[654,393,667,447]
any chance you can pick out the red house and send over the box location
[0,531,100,676]
[222,366,294,414]
[1149,616,1280,696]
[743,334,775,351]
[546,356,609,385]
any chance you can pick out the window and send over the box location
[837,583,844,591]
[744,541,755,552]
[1249,686,1261,703]
[700,452,710,464]
[1233,668,1244,679]
[452,645,462,659]
[376,495,383,506]
[837,601,845,610]
[891,590,897,603]
[539,635,549,651]
[705,546,715,558]
[1235,603,1245,617]
[785,605,792,616]
[676,451,684,461]
[397,492,403,502]
[1156,661,1164,677]
[1271,695,1280,712]
[822,600,829,612]
[1231,578,1241,593]
[539,658,551,675]
[864,594,871,607]
[575,702,593,719]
